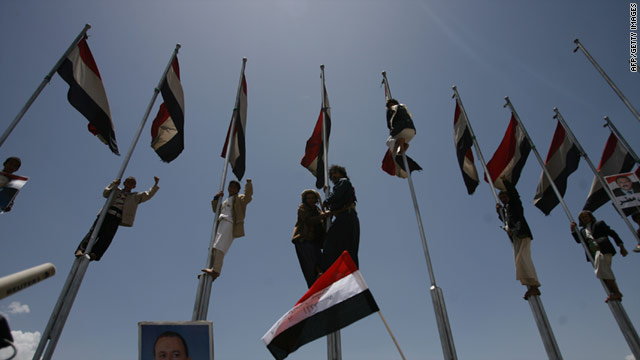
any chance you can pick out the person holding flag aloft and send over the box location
[202,179,253,281]
[496,175,541,300]
[571,210,628,302]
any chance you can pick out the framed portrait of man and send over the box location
[139,321,213,360]
[605,172,640,214]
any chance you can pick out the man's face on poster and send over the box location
[154,336,191,360]
[616,176,633,191]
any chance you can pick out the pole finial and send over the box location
[382,71,386,76]
[242,57,248,63]
[176,43,182,50]
[503,96,510,108]
[320,64,325,69]
[85,23,92,30]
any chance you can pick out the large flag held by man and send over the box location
[221,70,248,180]
[583,132,637,212]
[300,83,331,189]
[453,99,479,194]
[57,35,119,155]
[262,251,379,360]
[486,114,531,190]
[151,56,185,162]
[533,121,581,215]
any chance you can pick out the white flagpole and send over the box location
[33,44,182,360]
[554,108,640,357]
[377,311,406,360]
[384,72,458,360]
[573,39,640,124]
[0,24,92,148]
[454,87,563,359]
[505,97,640,358]
[192,57,247,321]
[319,64,342,360]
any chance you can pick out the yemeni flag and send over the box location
[57,35,119,155]
[533,121,581,215]
[486,114,531,190]
[453,99,479,194]
[300,83,331,189]
[221,70,248,180]
[379,75,422,178]
[262,251,379,360]
[583,132,637,212]
[151,56,184,162]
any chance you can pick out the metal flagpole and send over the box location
[384,72,457,360]
[505,97,640,358]
[319,65,342,360]
[553,108,640,357]
[0,24,92,148]
[604,116,640,163]
[33,44,182,360]
[192,57,247,321]
[453,88,563,360]
[573,39,640,124]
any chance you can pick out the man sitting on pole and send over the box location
[322,165,359,270]
[75,176,160,261]
[571,210,628,302]
[202,179,253,281]
[496,175,541,300]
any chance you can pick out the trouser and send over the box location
[322,212,360,270]
[513,236,540,286]
[76,213,121,261]
[295,241,322,288]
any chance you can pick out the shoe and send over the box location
[75,250,83,258]
[633,244,640,253]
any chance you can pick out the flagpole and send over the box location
[604,116,640,163]
[192,57,247,321]
[377,311,406,360]
[555,110,640,257]
[453,88,562,359]
[573,39,640,124]
[34,44,182,360]
[554,108,640,357]
[0,24,92,148]
[505,98,639,358]
[384,71,457,360]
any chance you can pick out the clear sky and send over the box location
[1,1,639,359]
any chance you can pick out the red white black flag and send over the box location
[221,71,248,180]
[486,114,531,190]
[300,83,331,189]
[583,132,637,212]
[57,35,119,155]
[151,56,184,163]
[262,251,379,360]
[533,121,581,215]
[453,99,479,194]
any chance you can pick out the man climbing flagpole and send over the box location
[34,44,182,360]
[192,57,248,321]
[381,72,457,360]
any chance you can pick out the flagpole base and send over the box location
[430,286,457,360]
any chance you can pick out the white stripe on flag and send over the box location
[67,46,111,118]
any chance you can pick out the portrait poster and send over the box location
[139,321,213,360]
[0,171,28,214]
[605,172,640,214]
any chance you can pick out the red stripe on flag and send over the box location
[545,121,566,163]
[77,37,102,79]
[296,251,358,306]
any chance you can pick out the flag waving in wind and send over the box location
[221,70,248,181]
[262,251,379,360]
[301,82,331,189]
[151,56,185,163]
[533,121,581,215]
[583,132,637,212]
[453,99,479,194]
[486,114,531,190]
[57,35,119,155]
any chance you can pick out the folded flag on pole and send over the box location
[453,99,479,194]
[533,121,581,215]
[300,83,331,189]
[221,71,248,180]
[486,114,531,190]
[583,132,636,212]
[262,251,379,360]
[57,35,119,155]
[151,56,185,162]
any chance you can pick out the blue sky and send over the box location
[1,1,639,359]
